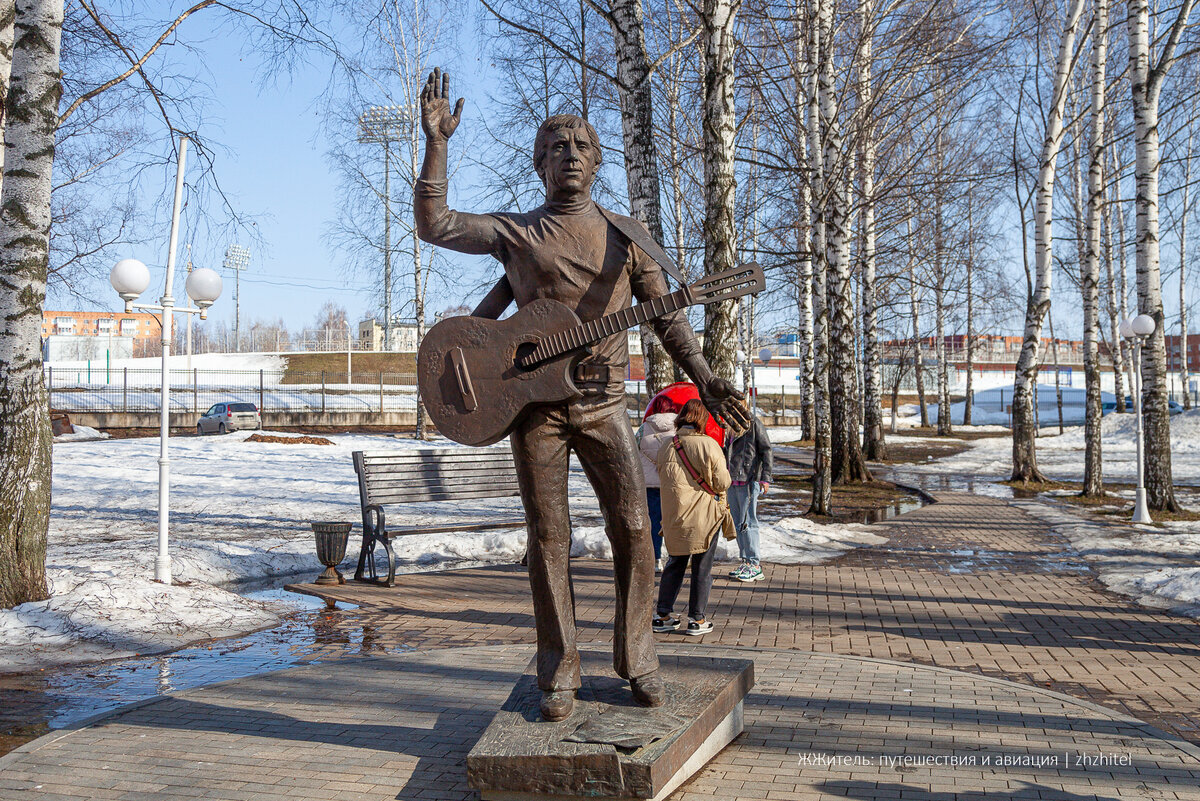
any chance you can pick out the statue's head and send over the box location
[533,114,602,196]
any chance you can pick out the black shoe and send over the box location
[685,618,714,636]
[630,672,666,707]
[652,616,681,632]
[540,690,574,721]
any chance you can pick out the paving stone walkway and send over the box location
[6,491,1200,800]
[290,492,1200,744]
[3,643,1200,800]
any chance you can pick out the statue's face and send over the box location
[539,127,599,196]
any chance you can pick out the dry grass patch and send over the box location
[245,433,334,445]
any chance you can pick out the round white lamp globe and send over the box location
[1131,314,1156,337]
[185,267,222,318]
[735,349,747,364]
[1119,318,1135,338]
[110,258,150,310]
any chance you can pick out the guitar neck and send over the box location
[521,286,694,366]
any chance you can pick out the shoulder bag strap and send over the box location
[673,435,717,496]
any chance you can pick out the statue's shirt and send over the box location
[416,180,702,397]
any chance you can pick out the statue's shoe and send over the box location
[630,672,666,707]
[540,690,575,721]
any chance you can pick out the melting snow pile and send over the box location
[1016,502,1200,615]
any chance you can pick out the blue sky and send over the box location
[57,6,499,333]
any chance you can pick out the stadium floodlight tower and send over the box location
[223,244,251,351]
[109,135,222,584]
[358,104,411,352]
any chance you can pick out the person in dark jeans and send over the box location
[724,412,772,582]
[652,400,732,636]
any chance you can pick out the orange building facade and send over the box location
[42,310,161,357]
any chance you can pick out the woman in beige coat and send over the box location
[652,399,731,636]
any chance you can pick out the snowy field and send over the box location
[0,429,884,673]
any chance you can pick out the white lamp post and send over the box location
[1121,313,1156,524]
[109,136,222,583]
[345,320,354,388]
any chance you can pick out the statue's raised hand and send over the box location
[421,67,464,141]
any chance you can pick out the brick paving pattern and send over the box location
[293,492,1200,744]
[3,643,1200,800]
[5,491,1200,799]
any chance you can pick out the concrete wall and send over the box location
[69,411,420,430]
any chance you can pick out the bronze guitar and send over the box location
[417,263,765,446]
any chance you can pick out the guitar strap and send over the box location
[596,205,686,286]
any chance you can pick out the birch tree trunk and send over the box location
[605,0,673,394]
[795,1,814,440]
[1106,150,1129,410]
[0,0,12,188]
[808,0,832,513]
[857,0,884,460]
[0,0,64,609]
[1081,0,1107,496]
[1180,135,1192,410]
[700,0,740,383]
[1011,0,1085,484]
[822,0,869,484]
[964,203,975,426]
[908,215,928,427]
[1126,0,1192,511]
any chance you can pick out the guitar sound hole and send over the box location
[514,341,539,374]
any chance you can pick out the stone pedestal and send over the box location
[467,650,754,800]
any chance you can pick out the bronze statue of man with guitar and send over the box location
[414,68,759,722]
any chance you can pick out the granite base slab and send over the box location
[467,649,754,800]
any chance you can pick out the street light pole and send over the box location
[109,139,223,585]
[346,320,354,387]
[1121,314,1157,524]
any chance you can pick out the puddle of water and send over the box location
[885,470,1016,499]
[859,497,926,524]
[0,573,387,756]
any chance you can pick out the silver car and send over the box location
[197,402,261,434]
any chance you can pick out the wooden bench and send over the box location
[352,448,525,586]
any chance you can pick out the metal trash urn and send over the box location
[311,522,352,585]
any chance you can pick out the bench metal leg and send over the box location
[354,505,396,587]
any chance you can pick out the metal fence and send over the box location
[46,367,419,414]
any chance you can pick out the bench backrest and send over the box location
[352,448,521,506]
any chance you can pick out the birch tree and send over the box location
[0,0,62,609]
[1010,0,1086,484]
[1080,0,1107,496]
[808,0,831,513]
[857,0,884,460]
[700,0,740,382]
[1125,0,1194,511]
[1179,132,1193,410]
[820,0,869,484]
[601,0,674,393]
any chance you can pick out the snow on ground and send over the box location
[48,352,287,372]
[901,409,1200,483]
[1015,501,1200,616]
[53,424,109,442]
[1,429,881,673]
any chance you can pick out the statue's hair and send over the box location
[533,114,603,174]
